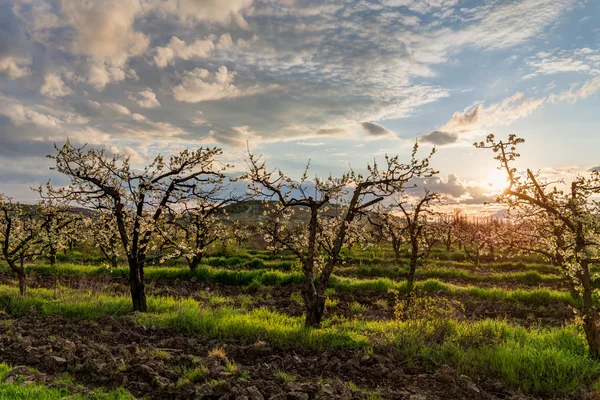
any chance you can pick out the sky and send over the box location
[0,0,599,211]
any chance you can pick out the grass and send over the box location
[0,284,598,396]
[328,276,578,306]
[0,363,133,399]
[2,263,580,307]
[338,265,563,285]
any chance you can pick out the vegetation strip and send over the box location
[2,263,579,307]
[0,363,133,399]
[0,284,597,396]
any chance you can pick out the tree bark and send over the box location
[303,291,325,327]
[48,248,57,266]
[302,205,325,327]
[583,311,600,358]
[129,260,147,312]
[392,239,401,260]
[18,272,26,297]
[408,237,419,287]
[187,254,202,272]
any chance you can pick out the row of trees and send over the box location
[1,141,436,325]
[3,135,600,357]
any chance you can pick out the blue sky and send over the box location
[0,0,598,210]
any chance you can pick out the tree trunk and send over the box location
[8,261,27,297]
[579,257,600,357]
[188,254,202,272]
[18,272,26,297]
[129,260,147,312]
[582,284,600,357]
[302,205,325,327]
[392,239,401,260]
[583,310,600,358]
[49,251,57,266]
[407,237,419,287]
[303,290,325,327]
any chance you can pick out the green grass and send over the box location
[429,260,561,274]
[0,363,133,399]
[0,284,597,396]
[329,276,578,306]
[0,263,579,307]
[337,265,563,285]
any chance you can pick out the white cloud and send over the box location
[523,48,600,79]
[147,0,254,26]
[40,73,73,98]
[381,0,458,14]
[173,66,242,102]
[83,60,137,90]
[548,76,600,103]
[441,93,544,134]
[129,88,161,108]
[153,36,215,68]
[60,0,149,64]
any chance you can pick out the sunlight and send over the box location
[484,168,509,192]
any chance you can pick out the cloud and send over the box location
[153,36,215,68]
[381,0,458,14]
[439,93,544,136]
[83,60,137,91]
[316,128,347,136]
[129,88,161,108]
[209,126,256,149]
[0,5,31,79]
[407,173,499,206]
[40,74,73,98]
[148,0,254,26]
[72,100,131,118]
[60,0,149,63]
[296,142,325,146]
[0,57,30,79]
[420,131,457,145]
[523,48,600,79]
[173,66,242,102]
[0,0,593,201]
[360,122,394,137]
[548,76,600,103]
[446,106,480,127]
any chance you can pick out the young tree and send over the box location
[397,189,440,286]
[246,144,436,326]
[35,194,80,266]
[476,134,600,357]
[161,197,233,271]
[454,217,496,267]
[437,210,462,252]
[50,140,227,312]
[0,196,49,296]
[369,208,406,259]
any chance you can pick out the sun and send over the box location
[484,168,508,192]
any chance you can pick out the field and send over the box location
[0,246,598,400]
